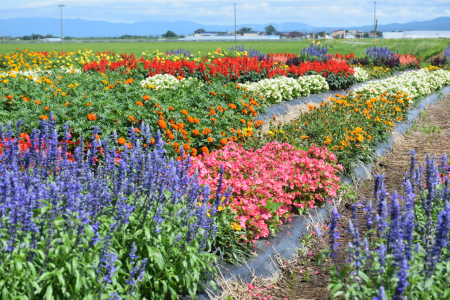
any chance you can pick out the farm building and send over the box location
[383,31,450,39]
[44,38,62,42]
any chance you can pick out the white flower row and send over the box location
[140,74,202,90]
[240,75,329,104]
[353,67,369,83]
[354,69,450,100]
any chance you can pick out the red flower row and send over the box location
[82,54,355,81]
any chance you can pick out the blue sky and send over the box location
[1,0,450,27]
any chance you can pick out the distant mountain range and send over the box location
[1,16,450,37]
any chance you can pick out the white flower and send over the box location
[241,75,329,103]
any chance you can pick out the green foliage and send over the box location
[325,73,357,90]
[265,25,277,35]
[0,69,266,156]
[162,31,178,38]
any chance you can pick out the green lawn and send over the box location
[1,38,449,63]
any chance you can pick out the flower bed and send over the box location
[0,121,224,299]
[327,151,450,299]
[0,68,266,157]
[355,69,450,99]
[190,142,342,240]
[241,75,329,104]
[243,69,450,175]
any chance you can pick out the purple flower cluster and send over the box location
[299,43,328,62]
[228,44,265,60]
[365,45,395,61]
[364,45,400,68]
[444,44,450,64]
[339,151,450,299]
[0,117,227,298]
[165,47,192,57]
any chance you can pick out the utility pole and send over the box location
[234,4,237,42]
[59,5,64,44]
[374,1,376,45]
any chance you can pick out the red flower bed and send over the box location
[83,54,354,81]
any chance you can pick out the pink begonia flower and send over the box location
[190,142,342,241]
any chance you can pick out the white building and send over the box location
[44,38,62,42]
[383,31,450,39]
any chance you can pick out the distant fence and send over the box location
[3,38,304,44]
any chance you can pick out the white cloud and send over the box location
[1,0,450,26]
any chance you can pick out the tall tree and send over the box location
[162,30,177,38]
[194,29,205,34]
[237,27,252,35]
[265,24,276,35]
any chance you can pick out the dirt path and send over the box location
[217,95,450,300]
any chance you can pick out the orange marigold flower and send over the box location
[191,148,197,156]
[228,103,236,109]
[158,120,167,129]
[240,119,246,124]
[207,137,213,143]
[182,110,188,115]
[187,116,194,123]
[136,101,144,107]
[177,76,183,80]
[201,146,209,154]
[134,128,140,133]
[44,106,50,111]
[168,134,175,140]
[88,113,97,121]
[40,115,48,120]
[23,97,30,102]
[7,95,13,100]
[126,142,132,149]
[143,95,150,101]
[183,144,190,151]
[193,129,199,136]
[117,138,126,145]
[211,118,216,122]
[86,103,91,106]
[35,100,41,105]
[173,142,180,148]
[61,92,67,97]
[169,106,174,111]
[220,139,227,145]
[64,102,70,106]
[155,103,159,107]
[193,118,199,124]
[172,124,179,130]
[177,123,184,129]
[210,91,217,96]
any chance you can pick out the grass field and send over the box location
[1,38,449,63]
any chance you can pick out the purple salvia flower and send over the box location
[373,286,386,300]
[425,205,450,279]
[329,207,341,258]
[393,258,409,300]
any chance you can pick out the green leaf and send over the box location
[2,287,10,300]
[44,285,53,300]
[267,202,283,213]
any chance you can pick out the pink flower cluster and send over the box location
[398,54,418,66]
[190,142,342,240]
